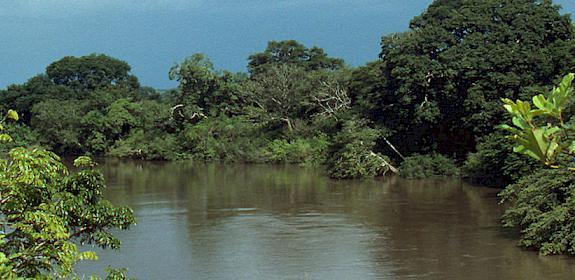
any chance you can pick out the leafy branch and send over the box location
[500,73,575,168]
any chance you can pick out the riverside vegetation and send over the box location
[1,111,135,279]
[2,0,575,277]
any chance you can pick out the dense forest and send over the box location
[3,0,575,278]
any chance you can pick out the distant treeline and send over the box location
[1,0,573,184]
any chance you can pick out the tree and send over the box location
[248,40,344,75]
[348,61,385,111]
[31,100,86,154]
[358,0,575,157]
[0,111,136,278]
[46,54,140,92]
[169,54,246,122]
[0,75,75,124]
[104,99,142,140]
[242,64,311,131]
[309,70,352,121]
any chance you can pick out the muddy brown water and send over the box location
[76,160,575,279]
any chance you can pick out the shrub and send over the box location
[400,153,460,179]
[328,140,391,179]
[500,169,575,255]
[0,123,41,153]
[463,132,540,187]
[262,135,330,166]
[108,129,186,160]
[182,116,267,162]
[326,121,393,179]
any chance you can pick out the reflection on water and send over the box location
[77,160,575,279]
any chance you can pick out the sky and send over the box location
[1,0,574,90]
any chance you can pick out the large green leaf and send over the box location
[6,110,18,121]
[513,128,559,164]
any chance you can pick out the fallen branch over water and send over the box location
[370,152,399,175]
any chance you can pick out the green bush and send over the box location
[500,169,575,255]
[400,153,460,179]
[262,135,330,166]
[182,116,267,162]
[463,132,540,187]
[0,123,41,153]
[328,141,391,179]
[108,129,186,160]
[326,121,392,179]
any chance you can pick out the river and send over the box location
[76,159,575,279]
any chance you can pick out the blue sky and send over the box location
[1,0,574,89]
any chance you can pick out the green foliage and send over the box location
[182,116,267,162]
[463,132,540,187]
[0,110,19,143]
[328,143,391,180]
[103,267,134,280]
[169,54,246,122]
[355,0,575,157]
[6,110,18,122]
[399,153,460,179]
[108,129,184,160]
[348,61,384,112]
[498,73,575,256]
[31,100,86,154]
[500,169,575,255]
[326,121,392,179]
[46,54,139,91]
[0,123,41,153]
[248,40,344,75]
[169,54,218,121]
[500,73,575,167]
[307,69,353,122]
[262,135,330,166]
[0,110,134,278]
[242,64,312,132]
[243,42,350,135]
[102,98,143,143]
[0,146,135,278]
[0,74,76,124]
[0,49,354,168]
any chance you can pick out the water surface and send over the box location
[77,160,575,279]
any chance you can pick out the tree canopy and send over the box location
[248,40,345,75]
[168,54,246,121]
[355,0,575,157]
[46,54,140,92]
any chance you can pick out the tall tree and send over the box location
[356,0,575,157]
[242,64,311,131]
[0,75,75,124]
[169,54,246,122]
[46,54,140,92]
[248,40,344,75]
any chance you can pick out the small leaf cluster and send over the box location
[500,73,575,167]
[0,110,19,143]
